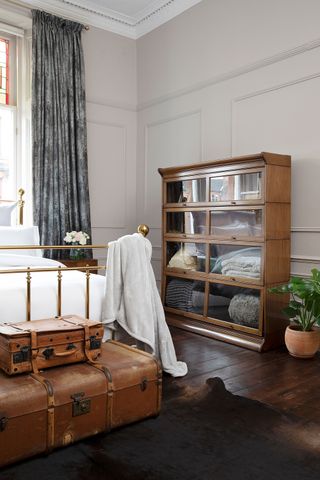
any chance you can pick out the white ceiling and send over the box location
[82,0,159,18]
[18,0,203,38]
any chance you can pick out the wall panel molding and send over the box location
[87,99,137,113]
[232,71,320,104]
[139,37,320,110]
[231,71,320,156]
[291,227,320,233]
[87,120,127,229]
[291,255,320,264]
[144,109,202,229]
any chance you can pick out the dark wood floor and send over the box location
[165,327,320,423]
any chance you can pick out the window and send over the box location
[0,107,15,199]
[0,36,15,200]
[0,32,31,216]
[0,38,9,105]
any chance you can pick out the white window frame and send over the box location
[0,28,32,224]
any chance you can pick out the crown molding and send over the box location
[19,0,203,38]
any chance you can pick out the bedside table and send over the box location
[62,259,99,274]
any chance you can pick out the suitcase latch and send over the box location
[13,346,31,364]
[140,378,148,392]
[42,348,54,360]
[89,335,101,350]
[71,392,91,417]
[0,416,8,432]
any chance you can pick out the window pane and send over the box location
[207,283,261,329]
[210,172,262,202]
[167,178,206,203]
[165,277,205,315]
[167,211,207,235]
[166,242,206,272]
[210,209,263,238]
[0,106,15,199]
[209,243,262,281]
[0,39,9,105]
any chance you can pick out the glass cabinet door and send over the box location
[166,211,207,235]
[209,244,262,282]
[165,277,205,315]
[167,178,206,204]
[210,171,262,203]
[166,242,206,272]
[207,282,261,330]
[210,209,263,239]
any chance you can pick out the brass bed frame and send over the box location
[0,188,25,226]
[0,189,149,322]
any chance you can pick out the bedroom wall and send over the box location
[136,0,320,283]
[82,27,137,263]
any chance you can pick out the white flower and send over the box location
[64,230,89,245]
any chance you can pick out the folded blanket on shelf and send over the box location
[165,278,194,312]
[221,270,260,279]
[212,247,261,276]
[192,291,230,308]
[221,255,260,273]
[228,293,260,327]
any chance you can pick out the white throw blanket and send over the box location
[102,233,188,377]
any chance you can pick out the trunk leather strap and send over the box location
[91,363,114,431]
[30,331,39,374]
[31,373,55,451]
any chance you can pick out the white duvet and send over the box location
[0,254,106,324]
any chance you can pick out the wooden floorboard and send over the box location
[167,327,320,423]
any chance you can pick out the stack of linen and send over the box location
[221,251,260,279]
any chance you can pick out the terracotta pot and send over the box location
[285,325,320,359]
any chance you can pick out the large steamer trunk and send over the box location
[0,341,163,468]
[0,371,48,467]
[0,363,108,468]
[97,341,162,429]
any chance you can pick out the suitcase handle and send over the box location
[53,348,79,358]
[42,345,79,359]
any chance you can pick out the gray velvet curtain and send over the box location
[32,10,92,258]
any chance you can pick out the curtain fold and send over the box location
[32,10,92,258]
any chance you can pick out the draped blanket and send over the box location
[102,233,188,377]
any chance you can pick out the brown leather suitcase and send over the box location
[97,340,162,429]
[0,315,103,375]
[0,362,109,468]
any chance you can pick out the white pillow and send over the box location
[0,226,42,257]
[0,203,17,226]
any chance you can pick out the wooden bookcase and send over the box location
[158,152,291,351]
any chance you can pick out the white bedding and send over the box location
[0,254,106,324]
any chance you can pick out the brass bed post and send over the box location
[57,266,62,317]
[26,267,31,321]
[17,188,25,226]
[85,266,90,319]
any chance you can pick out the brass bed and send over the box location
[0,189,149,322]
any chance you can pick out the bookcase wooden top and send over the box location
[158,152,291,177]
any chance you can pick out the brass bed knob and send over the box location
[137,224,149,237]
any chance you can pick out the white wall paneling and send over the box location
[86,99,137,261]
[136,1,320,279]
[87,120,127,229]
[143,110,202,231]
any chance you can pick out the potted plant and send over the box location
[269,268,320,358]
